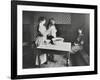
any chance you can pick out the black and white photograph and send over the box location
[23,11,89,68]
[11,1,97,79]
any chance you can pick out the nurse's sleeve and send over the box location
[39,26,46,36]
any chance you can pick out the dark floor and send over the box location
[23,45,89,69]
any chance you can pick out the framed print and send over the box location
[11,1,98,79]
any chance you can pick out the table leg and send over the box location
[66,52,71,66]
[38,50,41,68]
[46,53,49,63]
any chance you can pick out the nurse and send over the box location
[35,17,47,65]
[47,18,57,44]
[47,18,57,62]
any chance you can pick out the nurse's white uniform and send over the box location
[35,24,47,65]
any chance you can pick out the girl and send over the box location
[71,28,84,53]
[47,18,57,62]
[35,17,47,65]
[47,18,57,44]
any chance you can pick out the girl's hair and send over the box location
[38,17,46,23]
[47,18,55,29]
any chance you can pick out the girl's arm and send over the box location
[51,26,57,37]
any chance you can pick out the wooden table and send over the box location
[37,42,71,67]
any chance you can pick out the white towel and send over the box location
[36,53,47,65]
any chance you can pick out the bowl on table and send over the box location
[52,37,64,45]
